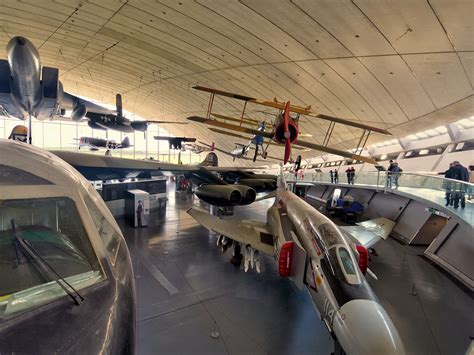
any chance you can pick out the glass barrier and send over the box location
[286,171,473,226]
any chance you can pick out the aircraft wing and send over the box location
[187,208,275,255]
[62,92,115,115]
[51,150,223,182]
[340,218,396,249]
[193,86,391,135]
[293,139,376,164]
[207,128,305,150]
[188,116,275,139]
[146,120,188,124]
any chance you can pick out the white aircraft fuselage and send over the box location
[267,184,405,355]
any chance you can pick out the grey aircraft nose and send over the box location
[332,299,405,355]
[7,36,40,66]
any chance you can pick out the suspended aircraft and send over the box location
[181,141,213,154]
[0,36,185,136]
[0,139,135,353]
[75,136,131,155]
[187,168,404,355]
[83,93,187,133]
[53,150,274,206]
[187,86,391,164]
[154,136,197,150]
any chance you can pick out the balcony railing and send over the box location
[285,171,473,226]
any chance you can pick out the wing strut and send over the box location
[354,130,371,158]
[206,92,215,119]
[322,121,336,147]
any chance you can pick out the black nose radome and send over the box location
[15,37,26,46]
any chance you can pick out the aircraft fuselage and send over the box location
[268,186,404,355]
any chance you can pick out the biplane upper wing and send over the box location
[193,86,391,135]
[188,116,376,164]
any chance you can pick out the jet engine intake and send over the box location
[232,184,257,205]
[71,103,87,121]
[194,184,242,206]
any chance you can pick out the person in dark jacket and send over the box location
[345,166,352,184]
[451,161,469,208]
[350,167,356,184]
[329,169,334,183]
[334,170,339,184]
[386,160,395,187]
[444,162,455,206]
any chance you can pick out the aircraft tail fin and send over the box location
[200,152,218,167]
[121,136,130,148]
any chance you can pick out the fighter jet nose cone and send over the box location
[334,300,405,355]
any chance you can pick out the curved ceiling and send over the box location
[0,0,472,166]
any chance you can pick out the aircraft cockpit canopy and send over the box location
[0,196,104,317]
[312,222,362,285]
[0,140,125,318]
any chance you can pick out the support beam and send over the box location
[398,137,410,150]
[446,123,460,142]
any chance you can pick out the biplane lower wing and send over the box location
[292,139,376,164]
[188,116,274,139]
[188,116,376,164]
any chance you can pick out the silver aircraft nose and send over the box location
[333,299,405,355]
[6,36,40,64]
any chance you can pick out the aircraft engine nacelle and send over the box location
[232,184,257,205]
[274,121,298,144]
[130,121,148,132]
[71,103,87,121]
[88,120,106,130]
[194,184,242,207]
[238,178,276,193]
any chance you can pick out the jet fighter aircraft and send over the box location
[0,36,185,135]
[187,86,391,164]
[187,168,405,355]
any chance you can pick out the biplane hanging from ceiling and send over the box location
[187,86,391,164]
[198,141,281,163]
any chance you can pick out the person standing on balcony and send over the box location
[329,169,334,183]
[386,160,395,188]
[390,162,402,188]
[451,161,469,209]
[345,166,352,184]
[334,169,339,184]
[444,162,455,206]
[350,167,356,184]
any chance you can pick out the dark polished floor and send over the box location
[118,186,472,355]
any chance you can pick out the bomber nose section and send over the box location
[7,36,40,69]
[333,299,405,355]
